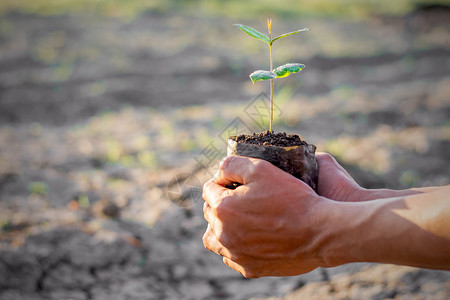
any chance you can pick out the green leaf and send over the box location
[249,70,276,83]
[235,24,270,44]
[272,63,305,78]
[272,28,310,43]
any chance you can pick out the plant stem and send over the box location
[269,43,273,133]
[268,19,273,133]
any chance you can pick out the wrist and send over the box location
[313,186,450,270]
[313,199,382,267]
[311,198,358,267]
[358,188,421,201]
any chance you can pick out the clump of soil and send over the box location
[228,131,318,191]
[232,131,307,147]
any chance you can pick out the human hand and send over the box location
[202,156,330,278]
[316,152,365,202]
[316,153,427,201]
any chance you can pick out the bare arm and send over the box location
[203,155,450,278]
[320,186,450,270]
[316,152,445,202]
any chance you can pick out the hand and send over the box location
[316,152,364,202]
[316,153,426,201]
[202,156,329,278]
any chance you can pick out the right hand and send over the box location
[202,156,329,277]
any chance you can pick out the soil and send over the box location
[232,131,307,147]
[229,131,318,190]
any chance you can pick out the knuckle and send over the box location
[202,228,217,252]
[202,232,210,250]
[201,188,207,202]
[222,257,259,278]
[214,202,228,219]
[202,180,212,200]
[216,229,236,251]
[250,158,272,175]
[215,229,228,246]
[219,155,246,174]
[216,229,239,251]
[214,192,234,217]
[219,155,234,172]
[241,267,259,278]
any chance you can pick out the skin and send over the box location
[202,153,450,278]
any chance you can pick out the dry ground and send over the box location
[0,3,449,299]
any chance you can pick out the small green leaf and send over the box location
[272,28,310,43]
[235,24,270,44]
[272,63,305,78]
[249,70,276,83]
[28,181,48,196]
[78,194,90,209]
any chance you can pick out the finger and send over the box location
[203,202,221,229]
[203,202,213,223]
[316,152,357,184]
[222,256,242,274]
[316,152,342,175]
[203,178,234,209]
[202,224,232,258]
[214,156,259,187]
[316,152,345,172]
[223,257,259,278]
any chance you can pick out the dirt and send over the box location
[0,3,449,300]
[232,131,307,147]
[229,131,318,190]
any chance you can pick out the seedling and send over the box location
[235,20,309,132]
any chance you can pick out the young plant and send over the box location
[235,20,309,132]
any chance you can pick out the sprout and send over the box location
[235,21,309,132]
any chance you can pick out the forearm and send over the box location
[358,185,446,201]
[317,186,450,270]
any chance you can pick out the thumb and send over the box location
[316,152,357,184]
[213,156,258,187]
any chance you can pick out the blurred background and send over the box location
[0,0,449,299]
